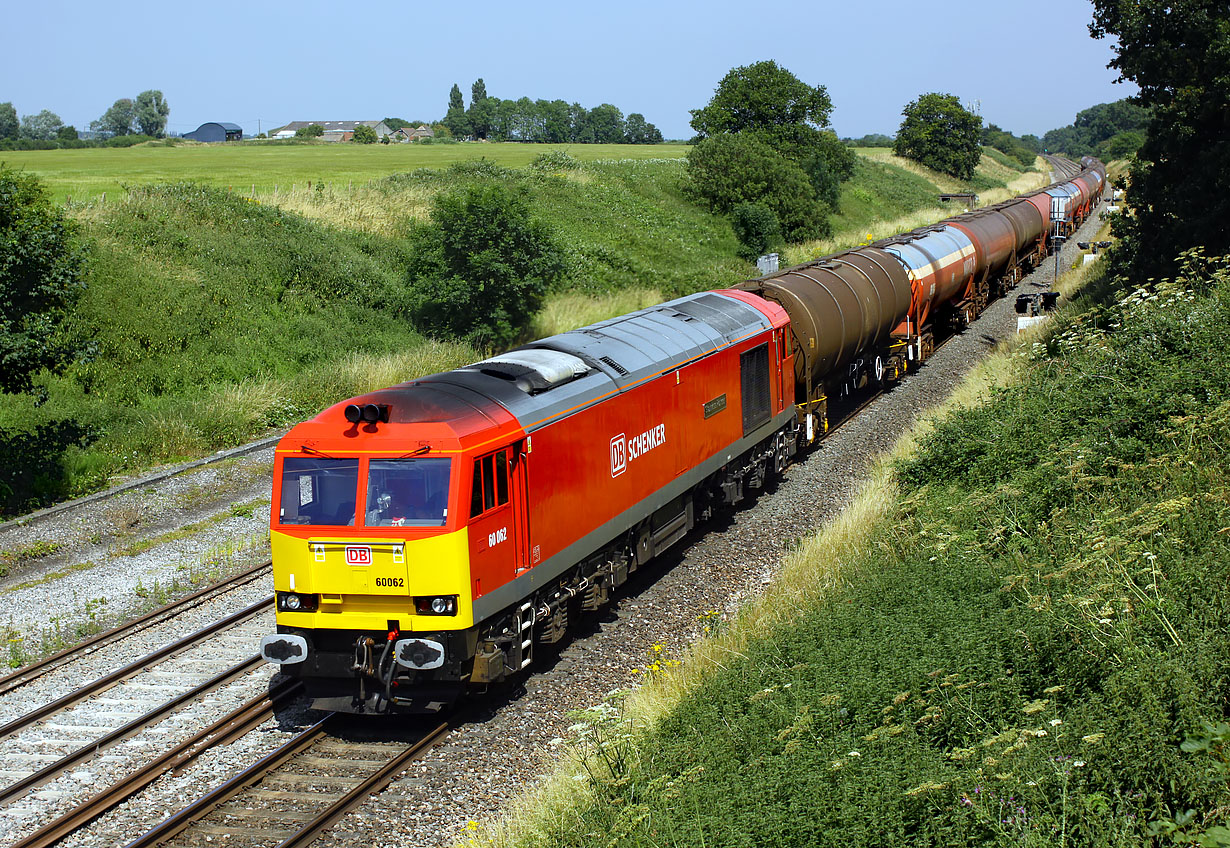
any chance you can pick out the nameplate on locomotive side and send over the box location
[703,394,727,419]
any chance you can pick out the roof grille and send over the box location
[670,294,749,335]
[598,355,629,376]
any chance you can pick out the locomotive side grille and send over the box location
[740,343,771,435]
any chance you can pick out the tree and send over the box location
[0,167,87,395]
[351,124,377,144]
[688,61,849,240]
[468,79,492,140]
[134,90,170,137]
[691,60,836,139]
[19,110,64,141]
[588,104,625,144]
[1042,99,1149,156]
[92,98,136,137]
[1089,0,1230,277]
[686,133,826,241]
[407,184,566,348]
[57,125,78,141]
[625,113,650,144]
[295,123,324,138]
[0,103,18,140]
[894,92,981,180]
[442,83,471,138]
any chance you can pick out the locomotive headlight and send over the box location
[277,592,319,612]
[414,595,457,616]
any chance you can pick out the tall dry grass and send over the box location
[531,288,664,338]
[264,182,434,236]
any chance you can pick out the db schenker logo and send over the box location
[610,434,627,478]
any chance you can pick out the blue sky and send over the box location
[3,0,1133,140]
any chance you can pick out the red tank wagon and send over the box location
[261,291,796,713]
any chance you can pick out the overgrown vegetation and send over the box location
[488,250,1230,847]
[407,183,566,348]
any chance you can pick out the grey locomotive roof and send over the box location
[423,290,771,433]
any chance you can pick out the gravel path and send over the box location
[0,196,1106,848]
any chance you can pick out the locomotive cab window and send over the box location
[364,458,451,527]
[279,458,360,526]
[470,449,510,518]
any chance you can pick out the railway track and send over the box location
[13,695,451,848]
[0,588,274,814]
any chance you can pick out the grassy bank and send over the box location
[480,249,1230,847]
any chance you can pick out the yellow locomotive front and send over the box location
[259,390,525,713]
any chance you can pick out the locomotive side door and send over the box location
[467,443,530,600]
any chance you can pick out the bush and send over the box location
[295,124,324,138]
[686,133,829,241]
[352,124,377,144]
[0,420,92,515]
[407,183,565,349]
[730,203,781,261]
[0,167,88,395]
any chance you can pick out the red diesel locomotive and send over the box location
[261,291,797,713]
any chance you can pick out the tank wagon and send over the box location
[260,158,1105,714]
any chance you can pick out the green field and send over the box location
[0,141,690,203]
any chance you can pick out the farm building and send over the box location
[184,122,243,142]
[270,120,394,141]
[389,124,435,142]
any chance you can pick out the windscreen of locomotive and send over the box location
[279,458,359,526]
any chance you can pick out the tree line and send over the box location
[439,79,664,144]
[0,90,170,150]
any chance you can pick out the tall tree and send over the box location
[1089,0,1230,276]
[442,83,471,138]
[688,61,851,243]
[19,110,64,141]
[134,90,170,137]
[690,61,854,211]
[587,104,625,143]
[894,92,982,180]
[468,78,491,139]
[0,103,17,140]
[0,167,87,395]
[92,98,136,137]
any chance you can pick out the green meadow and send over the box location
[0,141,690,204]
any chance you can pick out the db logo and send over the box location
[610,434,627,478]
[345,545,372,566]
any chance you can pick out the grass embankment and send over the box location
[0,141,691,204]
[481,250,1230,847]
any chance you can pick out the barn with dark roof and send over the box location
[184,122,243,142]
